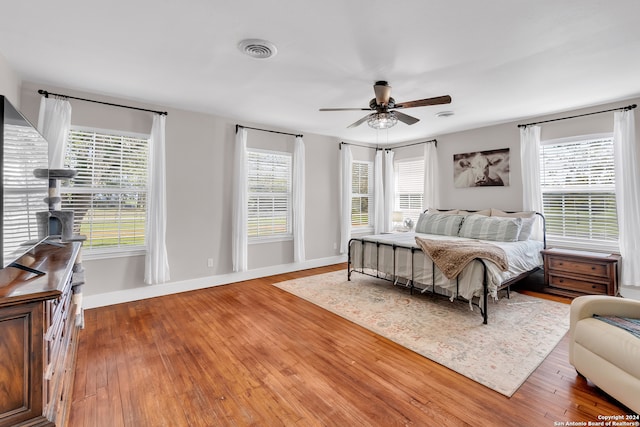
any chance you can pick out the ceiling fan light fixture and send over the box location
[367,112,398,130]
[238,38,278,59]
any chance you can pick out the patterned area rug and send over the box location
[273,270,570,397]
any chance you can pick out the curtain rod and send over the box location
[339,139,437,150]
[389,139,437,149]
[236,124,302,138]
[517,104,636,128]
[339,141,377,150]
[38,89,168,116]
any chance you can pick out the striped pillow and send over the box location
[490,209,536,240]
[458,214,523,242]
[415,213,465,236]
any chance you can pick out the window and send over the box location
[247,149,292,241]
[351,161,373,228]
[394,158,424,224]
[540,134,618,251]
[62,127,148,255]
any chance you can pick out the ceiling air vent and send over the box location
[435,111,454,118]
[238,39,278,59]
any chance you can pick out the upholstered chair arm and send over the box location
[570,295,640,335]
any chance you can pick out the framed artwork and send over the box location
[453,148,510,188]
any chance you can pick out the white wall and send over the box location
[0,52,20,107]
[19,82,343,302]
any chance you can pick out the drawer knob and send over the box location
[591,266,596,270]
[592,285,597,289]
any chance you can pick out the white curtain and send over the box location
[373,150,384,234]
[339,144,352,254]
[293,136,306,262]
[144,114,170,284]
[232,127,248,272]
[384,150,395,232]
[519,125,543,240]
[613,110,640,287]
[422,142,438,211]
[37,96,72,169]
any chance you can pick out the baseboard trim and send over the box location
[83,255,347,309]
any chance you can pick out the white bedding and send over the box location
[349,231,543,301]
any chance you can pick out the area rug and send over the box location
[273,270,570,397]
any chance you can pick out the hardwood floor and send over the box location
[69,264,634,426]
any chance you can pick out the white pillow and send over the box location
[427,208,459,215]
[490,208,536,240]
[458,209,490,216]
[458,214,523,242]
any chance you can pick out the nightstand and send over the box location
[541,248,620,298]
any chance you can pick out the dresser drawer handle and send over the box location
[591,266,596,270]
[558,279,564,283]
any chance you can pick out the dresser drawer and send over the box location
[547,257,609,278]
[548,274,608,294]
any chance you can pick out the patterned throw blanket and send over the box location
[415,237,509,280]
[594,315,640,339]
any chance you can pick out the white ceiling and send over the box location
[2,0,640,144]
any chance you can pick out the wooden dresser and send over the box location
[541,248,620,298]
[0,241,83,427]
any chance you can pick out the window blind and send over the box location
[61,128,148,251]
[394,158,424,223]
[540,136,618,248]
[2,124,49,259]
[247,149,292,239]
[351,161,373,227]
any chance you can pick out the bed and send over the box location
[347,209,546,324]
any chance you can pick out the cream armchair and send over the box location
[569,295,640,413]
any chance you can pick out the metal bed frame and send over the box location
[347,211,546,324]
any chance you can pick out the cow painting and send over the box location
[453,149,510,188]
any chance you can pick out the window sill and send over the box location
[249,235,294,245]
[82,247,147,261]
[545,237,619,254]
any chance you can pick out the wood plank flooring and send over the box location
[69,264,634,426]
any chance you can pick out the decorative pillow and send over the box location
[458,209,490,216]
[458,214,523,242]
[415,213,465,236]
[490,208,537,240]
[427,208,458,215]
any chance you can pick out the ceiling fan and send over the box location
[319,81,452,129]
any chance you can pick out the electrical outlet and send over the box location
[207,258,214,268]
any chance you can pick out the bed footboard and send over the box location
[348,237,494,324]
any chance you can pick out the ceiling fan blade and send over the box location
[394,95,452,109]
[393,111,420,125]
[347,114,372,128]
[373,81,392,105]
[319,107,372,111]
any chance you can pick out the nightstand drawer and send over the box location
[548,274,608,294]
[547,258,609,278]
